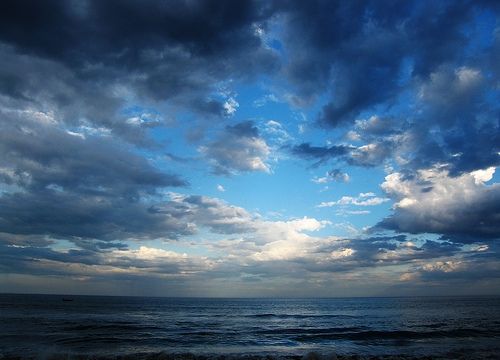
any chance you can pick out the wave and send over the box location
[62,323,161,332]
[292,328,498,342]
[54,336,143,345]
[245,314,358,319]
[256,327,365,335]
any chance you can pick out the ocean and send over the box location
[0,294,499,359]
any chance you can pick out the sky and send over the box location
[0,0,499,297]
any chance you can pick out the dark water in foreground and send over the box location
[0,294,499,359]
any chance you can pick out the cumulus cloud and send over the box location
[151,193,256,235]
[200,121,271,175]
[245,217,332,261]
[418,66,484,122]
[378,166,500,241]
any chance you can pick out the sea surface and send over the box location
[0,294,499,359]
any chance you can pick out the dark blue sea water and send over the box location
[0,294,499,359]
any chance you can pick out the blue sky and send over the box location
[0,0,499,297]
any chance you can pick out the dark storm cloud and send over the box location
[282,0,499,179]
[0,190,195,241]
[0,0,275,65]
[278,0,493,127]
[0,117,257,248]
[0,112,185,197]
[0,110,192,242]
[0,0,279,141]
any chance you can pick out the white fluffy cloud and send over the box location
[247,217,334,261]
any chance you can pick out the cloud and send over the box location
[200,121,271,175]
[291,140,397,168]
[403,64,500,175]
[151,193,257,235]
[418,66,484,123]
[348,142,394,167]
[312,169,350,184]
[263,120,292,144]
[290,143,353,166]
[283,4,499,178]
[277,0,492,127]
[216,184,226,192]
[223,97,239,116]
[354,116,400,137]
[246,217,332,261]
[378,166,500,241]
[0,241,211,281]
[400,249,500,285]
[0,0,280,144]
[0,109,192,243]
[0,111,185,197]
[318,192,389,208]
[0,190,196,241]
[0,190,481,296]
[254,93,280,107]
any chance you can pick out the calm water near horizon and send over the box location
[1,294,499,359]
